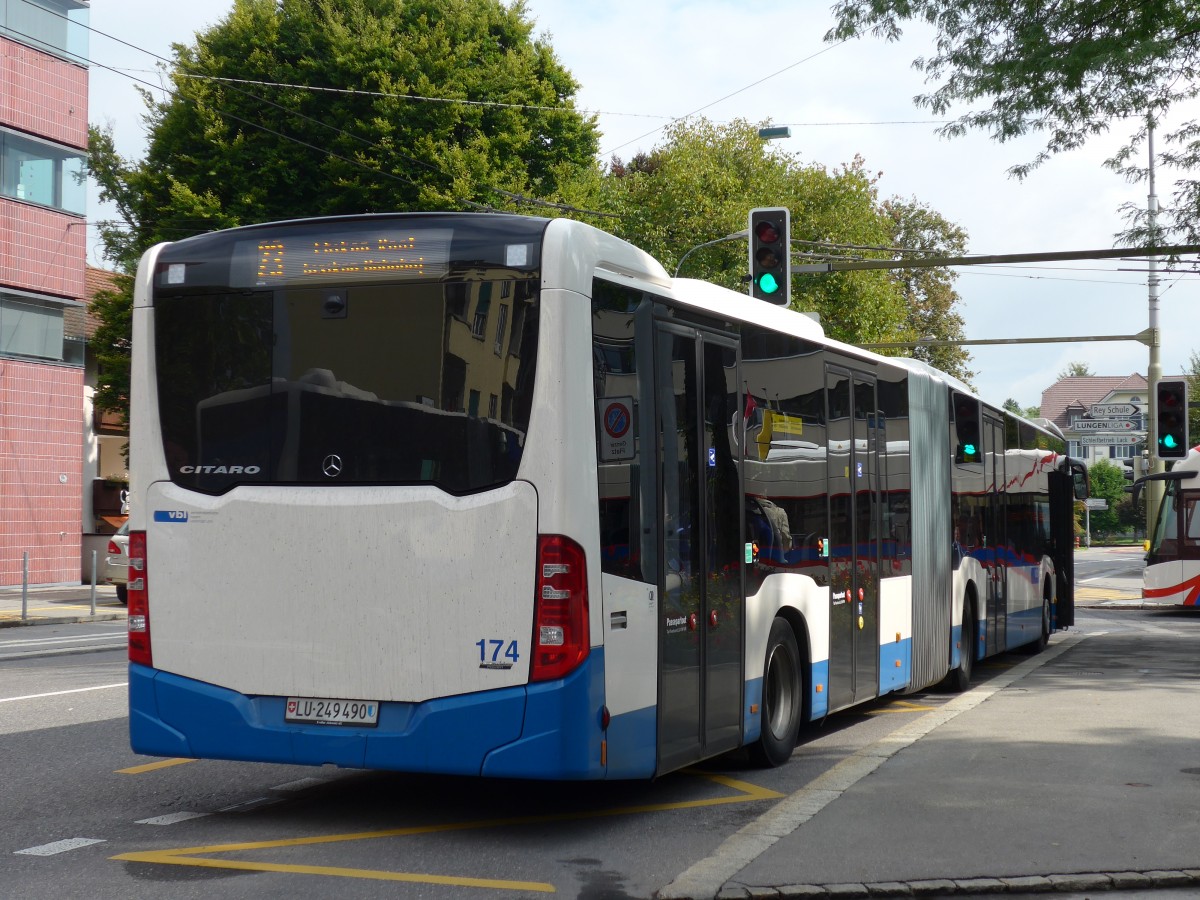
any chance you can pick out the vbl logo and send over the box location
[153,510,189,522]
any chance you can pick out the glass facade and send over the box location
[0,293,83,364]
[0,128,86,215]
[0,0,89,62]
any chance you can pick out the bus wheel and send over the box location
[946,607,974,693]
[750,618,802,768]
[1020,591,1051,655]
[1033,594,1050,653]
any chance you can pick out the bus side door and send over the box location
[653,322,744,774]
[826,367,881,711]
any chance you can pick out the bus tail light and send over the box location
[531,534,589,682]
[127,530,151,667]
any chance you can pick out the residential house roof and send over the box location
[1039,374,1148,432]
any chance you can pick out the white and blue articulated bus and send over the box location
[126,213,1088,779]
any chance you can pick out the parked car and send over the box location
[104,520,129,605]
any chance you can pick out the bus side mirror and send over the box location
[1071,462,1089,501]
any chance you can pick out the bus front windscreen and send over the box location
[150,214,545,495]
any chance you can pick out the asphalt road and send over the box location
[2,603,1197,899]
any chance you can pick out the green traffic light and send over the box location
[1163,434,1179,449]
[963,443,976,457]
[758,273,779,294]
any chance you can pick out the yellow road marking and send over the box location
[113,853,556,892]
[111,771,783,891]
[117,758,197,775]
[864,700,936,715]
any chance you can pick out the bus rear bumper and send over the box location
[129,654,608,778]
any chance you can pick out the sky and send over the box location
[83,0,1200,412]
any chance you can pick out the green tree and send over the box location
[1058,361,1094,379]
[884,198,972,383]
[1086,459,1127,536]
[88,0,599,422]
[1186,350,1200,446]
[826,1,1200,244]
[568,118,971,360]
[88,271,135,430]
[129,0,595,244]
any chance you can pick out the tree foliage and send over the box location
[93,0,599,262]
[1058,361,1094,379]
[87,271,135,429]
[87,0,599,421]
[1186,349,1200,443]
[1085,459,1127,536]
[883,198,972,381]
[826,0,1200,244]
[564,119,973,375]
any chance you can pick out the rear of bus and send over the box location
[127,213,605,778]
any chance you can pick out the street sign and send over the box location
[1080,435,1143,445]
[1073,419,1137,431]
[1084,498,1108,510]
[1090,403,1137,418]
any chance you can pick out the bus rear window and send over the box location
[151,217,543,495]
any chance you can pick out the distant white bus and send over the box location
[1137,446,1200,606]
[126,213,1087,779]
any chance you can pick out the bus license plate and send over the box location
[285,697,379,727]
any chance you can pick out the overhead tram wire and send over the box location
[601,40,850,158]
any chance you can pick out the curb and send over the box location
[720,868,1200,897]
[0,613,126,628]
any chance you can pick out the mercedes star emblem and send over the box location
[322,454,343,478]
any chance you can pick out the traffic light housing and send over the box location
[749,207,790,305]
[1156,379,1189,460]
[1123,457,1137,490]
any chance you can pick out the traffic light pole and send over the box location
[1145,122,1164,540]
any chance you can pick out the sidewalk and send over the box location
[703,622,1200,899]
[0,583,127,628]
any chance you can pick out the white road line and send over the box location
[15,838,106,856]
[0,634,125,649]
[0,633,125,648]
[0,683,127,704]
[658,633,1090,900]
[271,777,329,792]
[218,797,282,813]
[136,812,211,826]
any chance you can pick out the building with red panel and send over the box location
[0,1,90,587]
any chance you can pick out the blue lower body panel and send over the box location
[130,649,608,779]
[879,637,912,693]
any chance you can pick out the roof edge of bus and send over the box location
[670,277,826,340]
[545,217,674,288]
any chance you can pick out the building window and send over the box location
[494,304,508,356]
[0,128,86,215]
[1111,445,1133,460]
[0,0,89,62]
[471,284,492,338]
[0,294,78,364]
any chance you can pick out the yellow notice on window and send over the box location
[756,411,803,460]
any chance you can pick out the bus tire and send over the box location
[946,602,975,693]
[1033,592,1051,653]
[749,618,802,768]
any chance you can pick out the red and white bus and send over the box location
[1137,446,1200,606]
